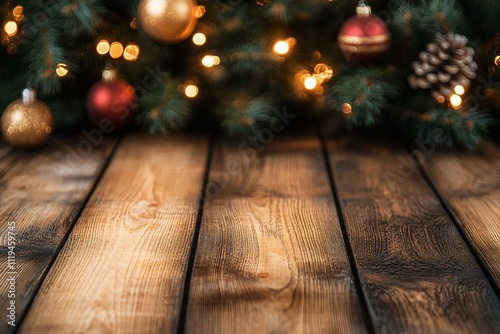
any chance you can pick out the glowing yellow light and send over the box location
[273,40,289,55]
[202,55,220,67]
[56,63,69,77]
[185,84,199,98]
[96,39,110,55]
[450,94,463,109]
[454,85,465,95]
[194,5,207,18]
[13,6,24,21]
[4,21,17,37]
[304,76,318,90]
[109,42,124,59]
[192,33,207,46]
[130,18,138,30]
[123,43,140,61]
[341,103,353,115]
[495,55,500,66]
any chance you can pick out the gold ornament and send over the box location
[137,0,199,44]
[1,89,54,148]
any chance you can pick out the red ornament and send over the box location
[86,68,136,130]
[338,2,391,63]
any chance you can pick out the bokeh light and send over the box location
[185,84,199,98]
[193,33,207,46]
[4,21,17,37]
[109,42,124,59]
[304,76,317,90]
[96,39,110,55]
[273,40,289,55]
[123,43,140,61]
[56,63,69,77]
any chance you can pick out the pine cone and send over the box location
[408,33,478,101]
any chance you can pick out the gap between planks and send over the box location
[183,132,368,334]
[323,134,500,333]
[19,133,211,333]
[319,130,376,334]
[13,136,122,332]
[11,133,500,333]
[0,136,119,334]
[412,141,500,297]
[175,133,215,334]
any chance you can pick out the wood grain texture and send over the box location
[423,141,500,289]
[0,136,117,333]
[186,134,367,334]
[20,134,209,333]
[326,137,500,334]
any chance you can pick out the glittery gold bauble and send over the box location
[138,0,198,43]
[1,89,54,148]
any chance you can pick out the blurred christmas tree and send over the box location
[1,0,500,149]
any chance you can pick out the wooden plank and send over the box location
[186,134,368,333]
[422,141,500,289]
[0,136,117,333]
[326,137,500,334]
[20,134,210,333]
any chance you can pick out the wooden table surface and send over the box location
[0,131,499,333]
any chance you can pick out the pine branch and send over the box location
[218,94,276,138]
[390,96,491,150]
[326,69,399,127]
[58,0,106,35]
[261,0,300,23]
[392,0,469,60]
[20,0,104,96]
[137,75,190,135]
[25,24,68,95]
[457,0,500,39]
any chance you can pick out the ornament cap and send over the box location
[356,3,371,17]
[102,67,118,82]
[22,88,37,104]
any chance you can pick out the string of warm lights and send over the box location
[431,84,467,109]
[0,2,413,106]
[450,84,466,109]
[2,5,23,54]
[96,39,140,61]
[3,1,498,113]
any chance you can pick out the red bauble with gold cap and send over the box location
[86,67,136,130]
[338,1,391,63]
